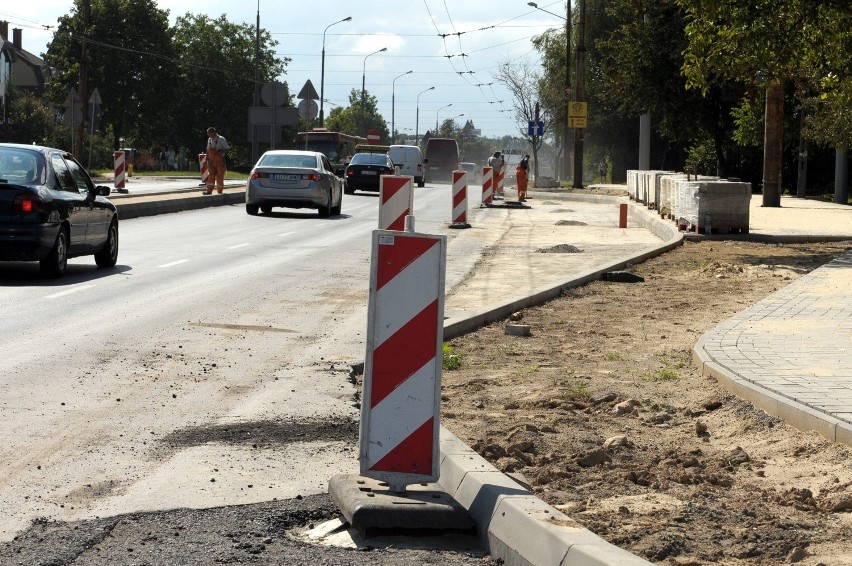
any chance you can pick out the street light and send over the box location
[415,86,435,146]
[435,103,452,132]
[319,16,352,127]
[528,1,571,183]
[361,47,387,137]
[392,70,413,144]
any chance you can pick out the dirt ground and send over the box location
[441,236,852,566]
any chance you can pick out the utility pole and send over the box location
[572,0,586,188]
[76,0,90,159]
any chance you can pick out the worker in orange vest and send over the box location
[204,127,230,194]
[516,154,530,201]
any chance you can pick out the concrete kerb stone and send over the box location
[693,337,852,448]
[115,190,245,220]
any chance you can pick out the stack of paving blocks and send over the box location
[674,180,751,233]
[659,174,719,219]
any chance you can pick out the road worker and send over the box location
[516,154,530,201]
[204,127,230,194]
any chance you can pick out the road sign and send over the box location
[297,99,318,120]
[568,102,587,119]
[527,120,544,137]
[367,130,381,144]
[261,82,288,107]
[569,117,587,128]
[88,88,102,106]
[297,79,319,101]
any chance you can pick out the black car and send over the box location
[0,143,119,277]
[344,152,394,194]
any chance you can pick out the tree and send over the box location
[46,0,177,151]
[676,0,846,205]
[171,13,287,156]
[493,58,544,181]
[7,91,54,145]
[325,89,389,142]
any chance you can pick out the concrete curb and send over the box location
[438,429,652,565]
[694,333,852,449]
[115,190,245,220]
[438,196,680,565]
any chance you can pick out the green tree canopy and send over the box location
[46,0,176,149]
[171,13,287,154]
[324,89,389,142]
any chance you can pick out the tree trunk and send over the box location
[762,82,783,207]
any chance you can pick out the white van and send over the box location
[389,145,426,187]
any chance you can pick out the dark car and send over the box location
[0,143,119,277]
[344,152,394,194]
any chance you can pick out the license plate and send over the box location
[273,173,300,182]
[361,171,377,176]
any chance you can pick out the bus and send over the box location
[295,129,366,174]
[424,137,460,184]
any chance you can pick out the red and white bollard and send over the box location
[450,170,470,229]
[481,166,493,206]
[379,175,414,231]
[198,153,208,188]
[113,151,127,193]
[495,163,505,199]
[360,229,447,492]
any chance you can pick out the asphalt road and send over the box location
[0,184,497,562]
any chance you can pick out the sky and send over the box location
[4,0,565,140]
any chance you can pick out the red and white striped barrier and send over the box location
[450,170,470,228]
[113,151,127,193]
[198,153,208,187]
[379,175,414,231]
[360,229,447,491]
[495,163,505,198]
[481,166,493,206]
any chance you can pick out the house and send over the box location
[1,21,54,127]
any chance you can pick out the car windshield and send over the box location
[350,153,388,166]
[0,148,42,184]
[259,154,318,169]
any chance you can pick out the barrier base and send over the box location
[483,202,531,210]
[449,222,472,230]
[113,187,129,194]
[329,474,474,537]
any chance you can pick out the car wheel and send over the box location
[246,203,259,215]
[260,204,272,214]
[344,185,355,195]
[40,227,68,278]
[318,191,333,218]
[331,190,342,216]
[418,180,425,188]
[94,220,119,268]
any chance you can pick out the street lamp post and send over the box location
[528,2,571,183]
[361,47,387,137]
[416,86,435,146]
[435,103,452,132]
[319,16,352,127]
[392,70,413,144]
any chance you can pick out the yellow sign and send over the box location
[568,102,587,119]
[569,117,587,129]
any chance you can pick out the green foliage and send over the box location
[325,89,389,142]
[442,343,463,371]
[684,137,717,176]
[7,92,54,144]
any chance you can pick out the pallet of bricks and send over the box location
[674,179,751,234]
[659,174,719,220]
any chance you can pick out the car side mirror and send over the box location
[423,158,429,164]
[95,185,112,197]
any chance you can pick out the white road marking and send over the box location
[157,259,190,268]
[46,285,95,299]
[226,243,251,250]
[278,232,295,237]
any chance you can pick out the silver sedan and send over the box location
[245,150,342,217]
